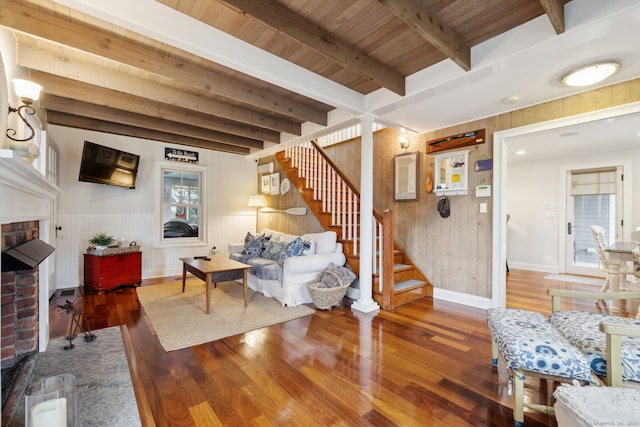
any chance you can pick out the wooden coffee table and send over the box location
[180,257,251,314]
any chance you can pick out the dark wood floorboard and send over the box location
[48,269,639,426]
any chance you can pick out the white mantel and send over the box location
[0,149,62,223]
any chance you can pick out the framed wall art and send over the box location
[261,175,270,193]
[394,151,418,201]
[270,173,280,195]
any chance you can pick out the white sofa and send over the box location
[229,228,346,307]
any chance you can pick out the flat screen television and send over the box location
[78,141,140,189]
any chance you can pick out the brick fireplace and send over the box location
[1,220,41,370]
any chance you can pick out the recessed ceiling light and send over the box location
[503,96,520,105]
[516,150,526,155]
[561,62,620,87]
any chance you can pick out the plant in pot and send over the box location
[88,232,116,249]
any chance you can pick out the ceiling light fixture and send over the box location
[561,62,620,87]
[6,79,43,142]
[502,96,519,105]
[515,150,526,155]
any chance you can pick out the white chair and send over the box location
[589,225,636,292]
[632,227,640,279]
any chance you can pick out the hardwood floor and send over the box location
[48,269,639,427]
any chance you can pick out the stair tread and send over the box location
[394,264,412,271]
[394,279,427,292]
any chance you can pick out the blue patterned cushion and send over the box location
[550,310,640,382]
[487,308,592,381]
[278,237,304,266]
[241,232,265,257]
[262,240,287,261]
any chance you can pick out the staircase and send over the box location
[275,141,432,310]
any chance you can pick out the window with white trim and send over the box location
[157,161,206,245]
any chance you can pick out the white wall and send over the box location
[50,125,259,287]
[507,146,640,272]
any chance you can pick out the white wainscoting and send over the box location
[56,212,256,288]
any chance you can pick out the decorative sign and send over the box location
[425,129,485,154]
[165,147,199,163]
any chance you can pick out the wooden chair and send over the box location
[589,225,636,292]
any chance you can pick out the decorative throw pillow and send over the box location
[262,240,287,261]
[242,232,265,257]
[278,237,305,266]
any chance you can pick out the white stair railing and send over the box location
[284,142,386,262]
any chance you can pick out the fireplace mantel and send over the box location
[0,149,62,200]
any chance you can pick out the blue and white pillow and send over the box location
[278,237,304,266]
[262,240,287,261]
[242,232,266,257]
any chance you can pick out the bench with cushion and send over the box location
[487,307,595,427]
[488,290,640,426]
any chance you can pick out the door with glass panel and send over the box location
[565,166,623,276]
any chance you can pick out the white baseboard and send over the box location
[347,286,494,310]
[507,261,557,273]
[433,287,494,310]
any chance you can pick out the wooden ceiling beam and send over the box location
[18,43,299,135]
[30,71,281,143]
[0,0,327,125]
[539,0,565,34]
[377,0,471,71]
[215,0,406,96]
[46,111,251,155]
[39,94,264,150]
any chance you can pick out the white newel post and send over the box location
[352,114,380,313]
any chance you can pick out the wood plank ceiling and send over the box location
[0,0,568,155]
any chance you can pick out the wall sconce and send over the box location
[248,194,267,210]
[399,135,410,150]
[6,79,43,142]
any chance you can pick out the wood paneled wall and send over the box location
[256,155,325,235]
[263,78,640,298]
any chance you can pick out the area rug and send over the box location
[11,326,141,427]
[543,273,603,286]
[136,280,315,351]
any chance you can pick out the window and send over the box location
[156,161,206,246]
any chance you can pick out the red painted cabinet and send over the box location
[83,252,142,293]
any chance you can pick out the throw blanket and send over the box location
[313,263,356,288]
[230,253,283,282]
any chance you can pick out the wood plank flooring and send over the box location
[48,269,639,426]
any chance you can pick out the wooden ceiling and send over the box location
[0,0,569,155]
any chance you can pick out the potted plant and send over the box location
[88,232,116,249]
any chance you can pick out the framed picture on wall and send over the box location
[394,151,418,201]
[270,173,280,195]
[261,175,270,193]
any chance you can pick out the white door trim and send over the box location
[491,101,640,308]
[560,162,631,276]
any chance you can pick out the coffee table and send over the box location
[180,257,251,314]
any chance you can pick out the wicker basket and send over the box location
[86,246,140,256]
[306,269,352,310]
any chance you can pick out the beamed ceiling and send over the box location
[0,0,592,156]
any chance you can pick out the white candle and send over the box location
[31,397,67,427]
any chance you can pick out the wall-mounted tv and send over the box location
[78,141,140,189]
